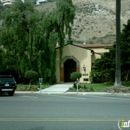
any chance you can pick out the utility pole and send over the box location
[114,0,122,87]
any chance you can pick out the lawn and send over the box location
[67,82,130,92]
[16,82,130,92]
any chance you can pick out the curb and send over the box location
[15,91,130,96]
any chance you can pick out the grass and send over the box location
[68,83,130,92]
[16,82,130,92]
[16,84,50,91]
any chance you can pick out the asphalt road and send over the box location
[0,93,130,130]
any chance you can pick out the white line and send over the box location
[50,94,130,101]
[90,95,130,101]
[49,95,87,100]
[0,118,125,122]
[20,96,38,99]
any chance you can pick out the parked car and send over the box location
[0,75,17,96]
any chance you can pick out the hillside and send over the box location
[72,0,130,44]
[35,0,130,44]
[1,0,130,44]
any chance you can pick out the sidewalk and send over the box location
[34,84,73,94]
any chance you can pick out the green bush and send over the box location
[83,84,88,89]
[70,72,82,81]
[73,83,81,89]
[25,70,38,80]
[89,70,101,83]
[24,70,39,87]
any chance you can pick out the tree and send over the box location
[0,0,75,84]
[0,1,3,20]
[1,0,37,73]
[120,20,130,81]
[90,45,115,83]
[92,18,130,84]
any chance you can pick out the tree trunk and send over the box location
[114,0,122,87]
[29,81,31,89]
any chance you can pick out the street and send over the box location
[0,93,130,130]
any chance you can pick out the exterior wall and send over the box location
[91,48,110,63]
[93,48,109,59]
[56,44,110,83]
[56,44,91,83]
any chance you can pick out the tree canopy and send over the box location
[91,19,130,83]
[0,0,75,84]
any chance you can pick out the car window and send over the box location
[0,78,14,82]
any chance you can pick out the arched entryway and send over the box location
[60,56,80,82]
[64,59,76,82]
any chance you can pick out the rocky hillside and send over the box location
[72,0,130,44]
[1,0,130,44]
[36,0,130,44]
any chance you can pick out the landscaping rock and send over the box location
[106,86,130,93]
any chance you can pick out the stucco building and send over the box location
[56,43,112,83]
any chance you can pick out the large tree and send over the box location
[1,0,39,74]
[0,0,75,84]
[91,18,130,83]
[90,45,115,83]
[120,20,130,81]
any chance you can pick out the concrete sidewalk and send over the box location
[34,83,73,94]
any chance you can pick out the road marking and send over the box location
[19,96,38,99]
[0,118,129,122]
[90,95,130,101]
[49,95,88,100]
[50,94,130,101]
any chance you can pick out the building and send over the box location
[56,43,112,83]
[0,0,47,5]
[1,0,15,6]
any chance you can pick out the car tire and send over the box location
[8,91,14,96]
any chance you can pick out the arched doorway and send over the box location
[64,59,76,82]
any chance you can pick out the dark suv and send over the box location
[0,75,17,96]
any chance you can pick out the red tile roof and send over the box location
[56,43,113,49]
[74,44,113,48]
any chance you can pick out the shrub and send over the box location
[73,83,81,89]
[89,87,94,92]
[24,70,39,87]
[70,72,82,81]
[83,84,88,89]
[25,70,38,80]
[89,70,101,83]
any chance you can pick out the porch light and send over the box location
[83,65,86,72]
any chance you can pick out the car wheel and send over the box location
[8,91,14,96]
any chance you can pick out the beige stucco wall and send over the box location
[93,48,109,59]
[56,44,91,83]
[56,44,110,83]
[91,48,110,63]
[93,48,109,53]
